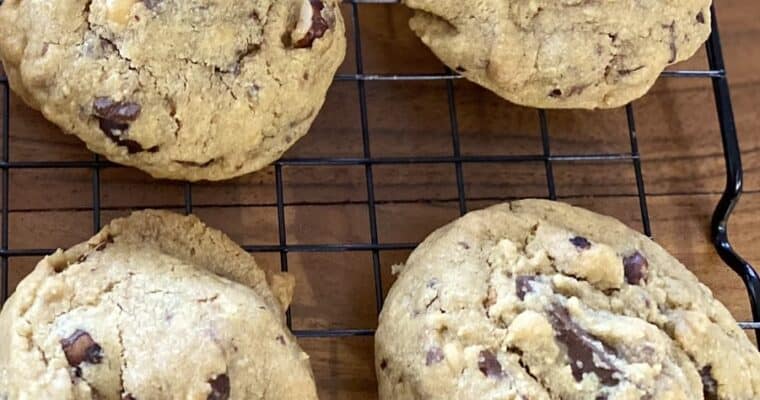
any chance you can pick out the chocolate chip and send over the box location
[549,89,563,98]
[623,251,648,285]
[247,84,261,101]
[700,365,719,400]
[569,236,592,250]
[478,350,504,379]
[696,11,705,24]
[294,0,330,49]
[548,304,619,385]
[425,347,444,366]
[207,374,230,400]
[276,335,286,345]
[142,0,160,9]
[515,276,537,300]
[61,330,103,366]
[380,358,388,370]
[455,66,467,73]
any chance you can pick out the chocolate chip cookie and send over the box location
[404,0,712,109]
[0,210,318,399]
[376,200,760,399]
[0,0,345,181]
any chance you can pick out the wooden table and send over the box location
[1,1,758,398]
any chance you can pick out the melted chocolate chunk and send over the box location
[666,22,677,63]
[548,304,619,385]
[569,236,592,250]
[176,159,215,168]
[294,0,330,48]
[477,350,504,379]
[623,251,648,285]
[207,374,230,400]
[618,65,645,76]
[93,97,141,123]
[102,125,152,153]
[696,11,705,24]
[92,98,150,154]
[700,365,719,400]
[515,276,537,301]
[380,358,388,370]
[425,347,444,366]
[61,330,103,366]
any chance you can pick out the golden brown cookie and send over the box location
[376,200,760,399]
[0,210,317,399]
[404,0,711,109]
[0,0,345,180]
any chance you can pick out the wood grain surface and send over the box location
[1,2,759,398]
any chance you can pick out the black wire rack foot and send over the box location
[705,5,760,346]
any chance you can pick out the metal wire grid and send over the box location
[0,2,758,346]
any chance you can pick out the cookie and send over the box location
[0,0,345,181]
[0,210,318,399]
[376,200,760,399]
[404,0,711,109]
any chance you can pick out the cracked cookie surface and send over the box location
[376,200,760,399]
[0,0,345,180]
[0,210,317,399]
[404,0,711,109]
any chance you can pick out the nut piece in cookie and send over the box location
[106,0,139,25]
[536,225,624,290]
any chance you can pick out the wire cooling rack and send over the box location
[0,0,758,374]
